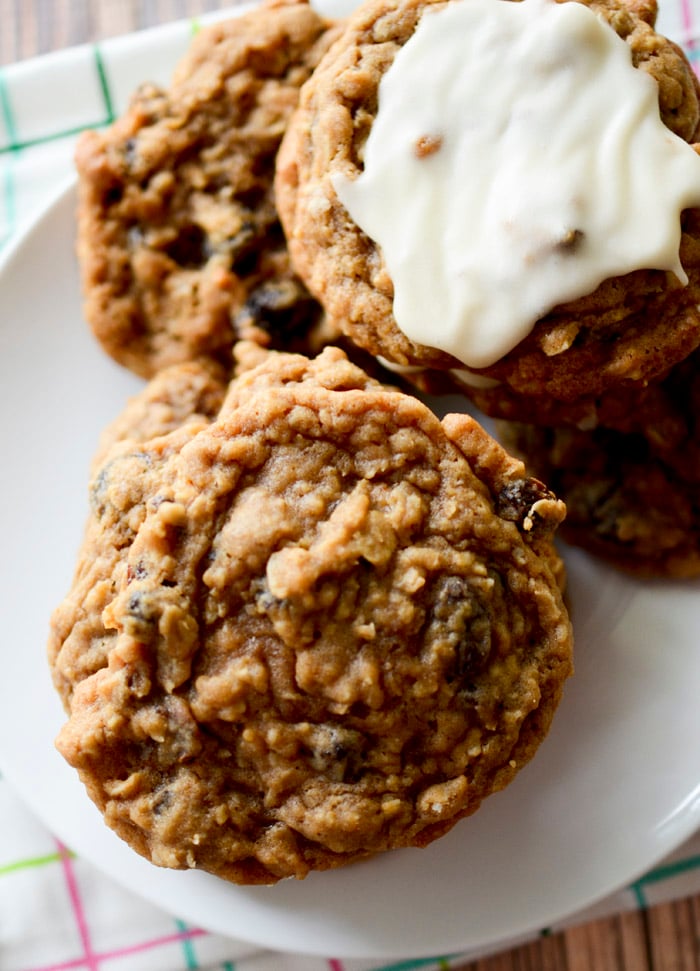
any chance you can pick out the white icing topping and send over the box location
[376,355,427,375]
[450,369,502,390]
[333,0,700,368]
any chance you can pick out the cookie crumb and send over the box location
[414,133,443,158]
[557,228,584,251]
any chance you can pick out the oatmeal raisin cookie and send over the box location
[76,0,340,378]
[52,346,572,884]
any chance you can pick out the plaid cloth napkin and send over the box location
[2,5,700,970]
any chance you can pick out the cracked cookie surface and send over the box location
[52,347,572,884]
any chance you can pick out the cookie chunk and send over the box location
[75,0,340,379]
[276,0,700,401]
[52,346,572,884]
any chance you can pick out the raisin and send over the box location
[163,223,209,268]
[496,477,553,525]
[236,279,321,341]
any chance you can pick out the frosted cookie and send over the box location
[53,346,572,884]
[276,0,700,402]
[75,0,340,379]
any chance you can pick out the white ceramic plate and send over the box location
[1,180,700,961]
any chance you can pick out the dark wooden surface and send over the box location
[4,2,700,967]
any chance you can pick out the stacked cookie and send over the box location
[275,0,700,578]
[51,0,574,884]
